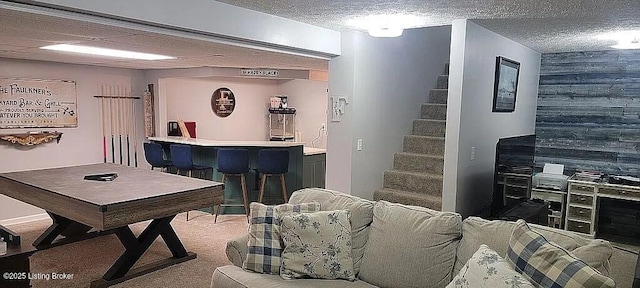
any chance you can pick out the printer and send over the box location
[533,163,570,191]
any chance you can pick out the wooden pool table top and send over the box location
[0,163,223,230]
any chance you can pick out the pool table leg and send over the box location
[33,212,101,249]
[95,214,195,287]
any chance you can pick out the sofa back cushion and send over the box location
[358,201,462,288]
[455,217,613,277]
[289,188,374,275]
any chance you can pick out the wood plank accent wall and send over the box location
[536,50,640,177]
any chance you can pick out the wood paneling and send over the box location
[536,50,640,176]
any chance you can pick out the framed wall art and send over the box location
[492,57,520,112]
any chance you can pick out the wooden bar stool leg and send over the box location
[214,174,227,223]
[279,174,287,203]
[240,174,249,217]
[259,174,267,203]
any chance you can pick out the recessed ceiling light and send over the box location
[40,44,176,60]
[347,14,425,38]
[611,41,640,49]
[596,30,640,49]
[368,27,404,38]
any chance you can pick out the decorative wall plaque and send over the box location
[0,78,77,128]
[211,87,236,118]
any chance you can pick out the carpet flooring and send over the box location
[5,212,248,288]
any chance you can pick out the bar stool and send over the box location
[169,144,213,178]
[143,142,173,172]
[257,149,289,204]
[214,148,250,223]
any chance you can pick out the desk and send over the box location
[0,163,223,287]
[565,176,640,237]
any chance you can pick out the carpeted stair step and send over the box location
[436,75,449,89]
[374,188,442,211]
[403,135,445,155]
[393,152,444,174]
[413,119,446,137]
[421,103,447,120]
[429,89,448,104]
[383,170,443,196]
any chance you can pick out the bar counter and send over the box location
[148,137,306,212]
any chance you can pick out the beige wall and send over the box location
[0,58,146,221]
[164,77,278,140]
[163,77,328,145]
[278,79,328,148]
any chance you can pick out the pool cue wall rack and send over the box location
[95,84,141,167]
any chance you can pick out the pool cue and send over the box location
[131,90,139,167]
[100,84,107,163]
[125,86,131,167]
[109,85,116,164]
[117,85,123,165]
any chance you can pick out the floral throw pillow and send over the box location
[447,244,534,288]
[279,210,355,281]
[243,202,321,274]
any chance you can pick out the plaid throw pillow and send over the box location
[506,220,615,288]
[243,202,321,274]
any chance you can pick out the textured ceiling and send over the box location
[217,0,640,53]
[2,1,640,71]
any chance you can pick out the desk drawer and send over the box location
[505,176,530,187]
[567,220,591,234]
[599,187,640,200]
[568,206,593,221]
[569,194,594,206]
[532,189,564,203]
[569,183,595,194]
[506,186,529,198]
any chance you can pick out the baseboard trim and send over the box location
[0,213,50,226]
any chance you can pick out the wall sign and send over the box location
[239,69,279,77]
[0,78,77,128]
[211,87,236,118]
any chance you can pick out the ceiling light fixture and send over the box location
[40,44,176,60]
[611,40,640,50]
[347,14,425,38]
[596,30,640,50]
[368,26,404,38]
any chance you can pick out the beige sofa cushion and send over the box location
[455,217,613,277]
[358,201,462,288]
[213,265,378,288]
[289,188,374,275]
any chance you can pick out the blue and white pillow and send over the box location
[242,202,320,274]
[279,210,355,280]
[448,244,534,288]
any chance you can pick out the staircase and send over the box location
[373,64,449,210]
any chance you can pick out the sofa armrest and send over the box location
[226,234,249,267]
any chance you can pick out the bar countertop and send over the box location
[149,136,305,148]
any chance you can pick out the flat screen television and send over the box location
[490,134,536,217]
